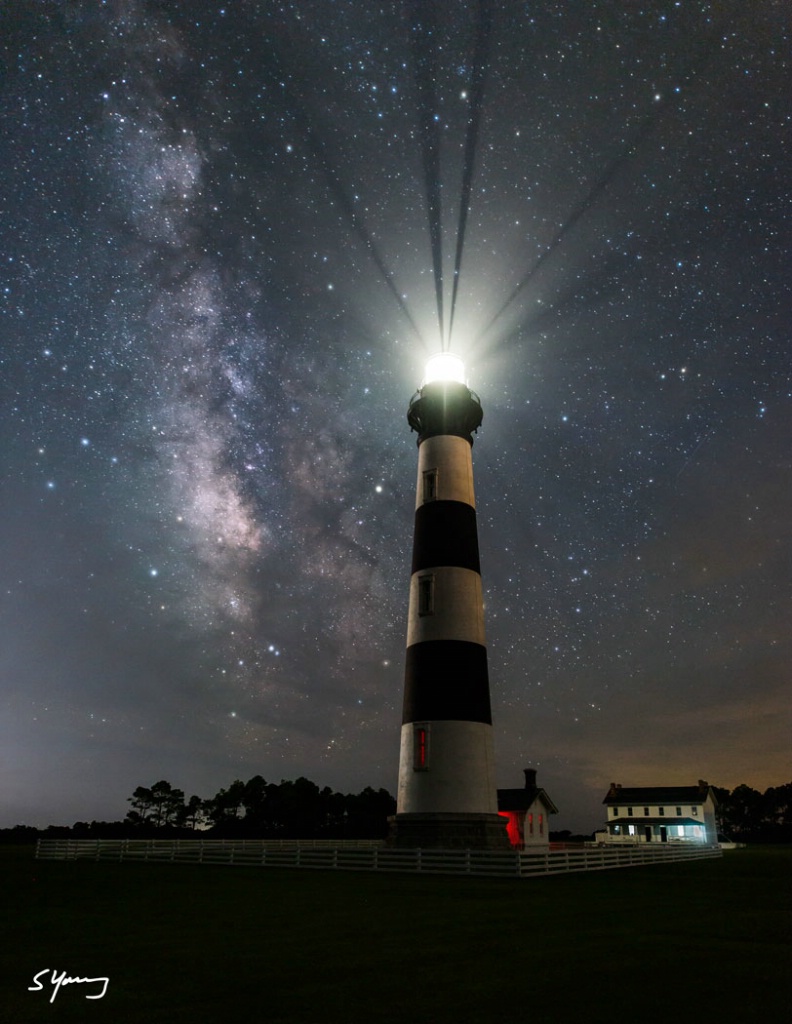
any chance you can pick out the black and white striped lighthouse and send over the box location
[389,354,509,849]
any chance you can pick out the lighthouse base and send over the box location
[387,812,511,850]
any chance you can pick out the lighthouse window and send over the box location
[413,724,429,770]
[422,469,438,503]
[417,574,435,616]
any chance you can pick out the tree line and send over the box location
[124,775,397,839]
[714,783,792,842]
[5,776,397,842]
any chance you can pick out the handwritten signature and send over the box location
[29,969,109,1003]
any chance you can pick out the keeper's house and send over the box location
[497,769,559,848]
[599,780,718,845]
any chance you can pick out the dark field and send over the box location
[2,844,789,1023]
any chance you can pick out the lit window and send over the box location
[691,806,698,816]
[528,813,534,835]
[417,575,434,616]
[422,469,438,503]
[628,825,636,836]
[539,814,544,836]
[413,724,429,770]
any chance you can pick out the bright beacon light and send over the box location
[423,352,466,386]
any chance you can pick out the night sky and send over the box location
[2,1,790,833]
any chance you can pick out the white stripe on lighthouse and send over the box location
[415,434,476,509]
[406,566,486,647]
[397,720,499,814]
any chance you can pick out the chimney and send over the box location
[523,768,537,790]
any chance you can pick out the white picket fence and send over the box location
[35,838,722,877]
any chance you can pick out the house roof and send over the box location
[603,785,717,806]
[498,787,559,815]
[609,817,703,827]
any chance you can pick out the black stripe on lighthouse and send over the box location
[411,501,481,574]
[402,640,492,724]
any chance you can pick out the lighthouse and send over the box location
[389,353,509,849]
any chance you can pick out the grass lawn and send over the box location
[1,844,789,1023]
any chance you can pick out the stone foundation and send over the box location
[387,811,511,850]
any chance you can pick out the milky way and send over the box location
[2,0,790,830]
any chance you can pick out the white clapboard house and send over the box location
[599,780,719,845]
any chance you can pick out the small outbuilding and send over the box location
[497,769,559,848]
[599,780,719,845]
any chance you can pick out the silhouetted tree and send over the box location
[126,780,185,827]
[242,775,267,811]
[205,780,247,829]
[344,787,397,838]
[266,777,326,837]
[178,794,209,830]
[0,824,40,844]
[323,789,349,837]
[762,783,792,841]
[722,783,765,839]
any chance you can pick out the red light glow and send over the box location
[498,810,522,849]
